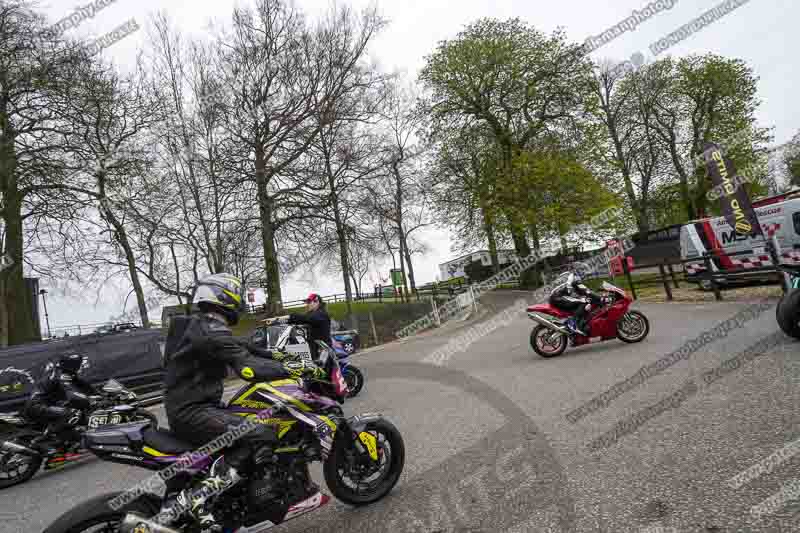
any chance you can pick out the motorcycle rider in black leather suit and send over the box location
[548,270,602,337]
[162,273,327,531]
[24,353,97,451]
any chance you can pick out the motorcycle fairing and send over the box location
[228,383,339,459]
[228,381,340,413]
[528,284,632,344]
[526,303,571,318]
[232,491,332,532]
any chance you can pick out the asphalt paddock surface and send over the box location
[2,291,800,532]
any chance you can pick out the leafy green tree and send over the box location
[501,149,619,253]
[427,122,505,272]
[634,54,771,221]
[784,130,800,188]
[419,17,596,260]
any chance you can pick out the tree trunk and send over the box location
[693,165,711,219]
[637,205,650,236]
[606,116,643,231]
[255,153,283,315]
[481,205,500,273]
[664,140,694,220]
[528,222,544,286]
[1,187,37,346]
[331,191,354,317]
[401,230,416,292]
[1,104,37,345]
[510,225,531,258]
[558,220,569,254]
[101,204,151,328]
[397,230,408,303]
[170,243,183,305]
[350,271,360,300]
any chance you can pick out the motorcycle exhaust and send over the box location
[119,514,181,533]
[527,312,570,335]
[0,440,39,457]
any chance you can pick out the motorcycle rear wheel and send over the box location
[323,418,404,506]
[42,492,159,533]
[0,434,42,489]
[530,325,567,358]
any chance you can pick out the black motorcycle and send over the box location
[775,263,800,338]
[764,242,800,339]
[0,378,155,489]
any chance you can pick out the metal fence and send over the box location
[598,247,786,302]
[245,278,471,314]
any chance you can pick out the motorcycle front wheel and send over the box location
[616,310,650,343]
[323,418,405,506]
[776,289,800,339]
[0,434,42,489]
[42,492,159,533]
[343,366,364,397]
[530,325,567,358]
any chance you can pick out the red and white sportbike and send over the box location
[526,281,649,358]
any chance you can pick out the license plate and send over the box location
[753,247,765,255]
[88,414,123,428]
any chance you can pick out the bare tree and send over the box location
[0,1,91,345]
[214,0,385,314]
[58,58,163,327]
[372,79,431,300]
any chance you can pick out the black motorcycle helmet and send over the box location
[58,353,85,375]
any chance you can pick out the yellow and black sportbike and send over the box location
[42,342,405,533]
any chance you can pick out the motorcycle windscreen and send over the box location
[601,281,624,294]
[315,341,348,399]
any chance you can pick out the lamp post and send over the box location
[39,289,52,339]
[121,288,135,315]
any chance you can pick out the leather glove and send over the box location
[271,350,291,362]
[284,360,326,380]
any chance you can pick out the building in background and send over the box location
[438,249,518,281]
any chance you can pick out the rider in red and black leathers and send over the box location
[162,273,326,531]
[548,271,602,336]
[24,353,97,446]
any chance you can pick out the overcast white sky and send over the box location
[32,0,799,332]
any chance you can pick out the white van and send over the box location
[680,193,800,289]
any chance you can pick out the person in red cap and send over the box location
[265,293,332,360]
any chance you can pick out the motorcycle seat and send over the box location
[142,427,195,454]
